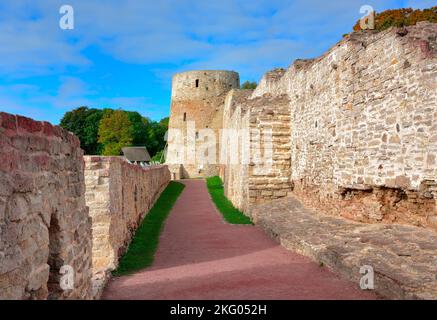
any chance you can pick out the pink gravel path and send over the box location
[102,179,376,300]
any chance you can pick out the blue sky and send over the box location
[0,0,433,124]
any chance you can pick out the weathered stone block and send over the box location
[6,194,29,222]
[427,216,437,230]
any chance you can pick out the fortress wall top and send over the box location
[251,68,287,98]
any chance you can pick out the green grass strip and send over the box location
[113,181,185,276]
[206,176,253,225]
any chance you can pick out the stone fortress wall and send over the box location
[221,90,292,212]
[223,22,437,230]
[0,113,92,299]
[1,21,436,301]
[220,90,252,212]
[167,70,240,178]
[84,157,170,298]
[0,113,171,299]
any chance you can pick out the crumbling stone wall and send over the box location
[0,112,172,300]
[251,22,437,229]
[84,157,170,297]
[0,112,92,300]
[222,90,292,212]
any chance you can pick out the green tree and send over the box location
[159,117,169,127]
[98,110,134,155]
[146,117,168,156]
[126,111,150,146]
[61,106,170,157]
[82,109,104,154]
[241,81,257,90]
[60,106,103,155]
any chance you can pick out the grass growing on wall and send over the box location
[206,176,253,225]
[113,181,185,276]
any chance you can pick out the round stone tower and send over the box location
[167,70,240,178]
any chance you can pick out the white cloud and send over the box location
[0,1,90,78]
[0,0,433,124]
[0,0,431,80]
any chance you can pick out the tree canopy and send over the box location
[98,110,134,156]
[241,81,257,90]
[59,106,103,155]
[60,107,169,157]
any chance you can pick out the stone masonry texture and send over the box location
[223,23,437,231]
[221,89,293,212]
[0,112,171,300]
[167,70,240,178]
[84,156,170,298]
[0,112,92,300]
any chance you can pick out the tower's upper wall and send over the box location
[171,70,240,100]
